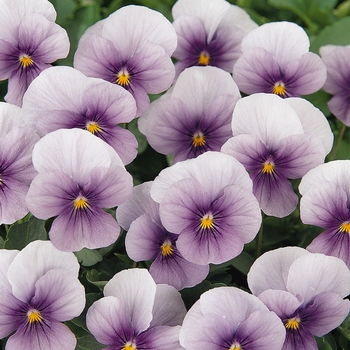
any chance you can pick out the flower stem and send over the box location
[328,123,346,161]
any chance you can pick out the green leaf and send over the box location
[0,236,4,249]
[66,322,104,350]
[315,333,337,350]
[310,16,350,53]
[231,251,255,275]
[339,312,350,341]
[4,216,47,250]
[49,0,76,25]
[75,248,103,266]
[127,119,148,154]
[86,269,108,290]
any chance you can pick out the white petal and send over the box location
[150,151,252,203]
[241,21,310,68]
[299,160,350,195]
[247,246,309,296]
[7,240,80,303]
[103,268,156,334]
[232,93,303,150]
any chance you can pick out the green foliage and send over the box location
[4,216,47,250]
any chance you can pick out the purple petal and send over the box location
[136,325,182,350]
[233,47,282,95]
[49,205,120,252]
[7,319,77,350]
[151,284,187,327]
[116,181,160,231]
[283,52,327,96]
[283,327,317,350]
[275,133,325,179]
[251,168,298,217]
[86,296,133,347]
[235,309,286,350]
[327,92,350,126]
[301,292,350,336]
[258,289,302,319]
[31,269,85,322]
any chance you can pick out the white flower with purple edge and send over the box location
[0,240,85,350]
[221,93,330,218]
[0,0,70,106]
[299,160,350,268]
[86,268,186,349]
[179,286,286,349]
[172,0,257,77]
[74,5,177,116]
[247,247,350,350]
[26,128,133,252]
[0,102,39,224]
[139,66,241,164]
[22,66,138,165]
[233,21,327,97]
[150,151,262,265]
[116,181,209,290]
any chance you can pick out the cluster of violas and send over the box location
[0,0,350,349]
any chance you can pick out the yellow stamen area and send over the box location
[273,82,286,96]
[122,343,137,350]
[192,132,206,147]
[20,54,34,68]
[161,240,173,256]
[74,196,88,210]
[285,317,300,330]
[262,161,274,174]
[116,69,130,86]
[201,213,214,230]
[229,345,241,350]
[340,222,350,233]
[86,121,102,134]
[27,309,42,324]
[198,51,210,66]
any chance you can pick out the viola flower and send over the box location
[172,0,257,77]
[26,128,133,252]
[221,93,329,217]
[116,182,209,290]
[22,66,138,165]
[247,247,350,350]
[319,45,350,125]
[150,151,261,265]
[139,66,240,163]
[299,160,350,268]
[86,268,187,350]
[74,5,177,116]
[0,102,39,224]
[233,22,327,97]
[0,240,85,350]
[179,286,286,349]
[0,0,70,106]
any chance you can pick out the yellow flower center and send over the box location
[285,317,300,330]
[192,132,206,147]
[198,51,210,66]
[229,344,241,350]
[273,82,286,96]
[161,240,173,256]
[201,213,214,229]
[27,309,42,324]
[262,161,274,174]
[122,342,137,350]
[74,196,88,210]
[340,222,350,233]
[19,54,34,68]
[116,68,130,86]
[86,121,102,134]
